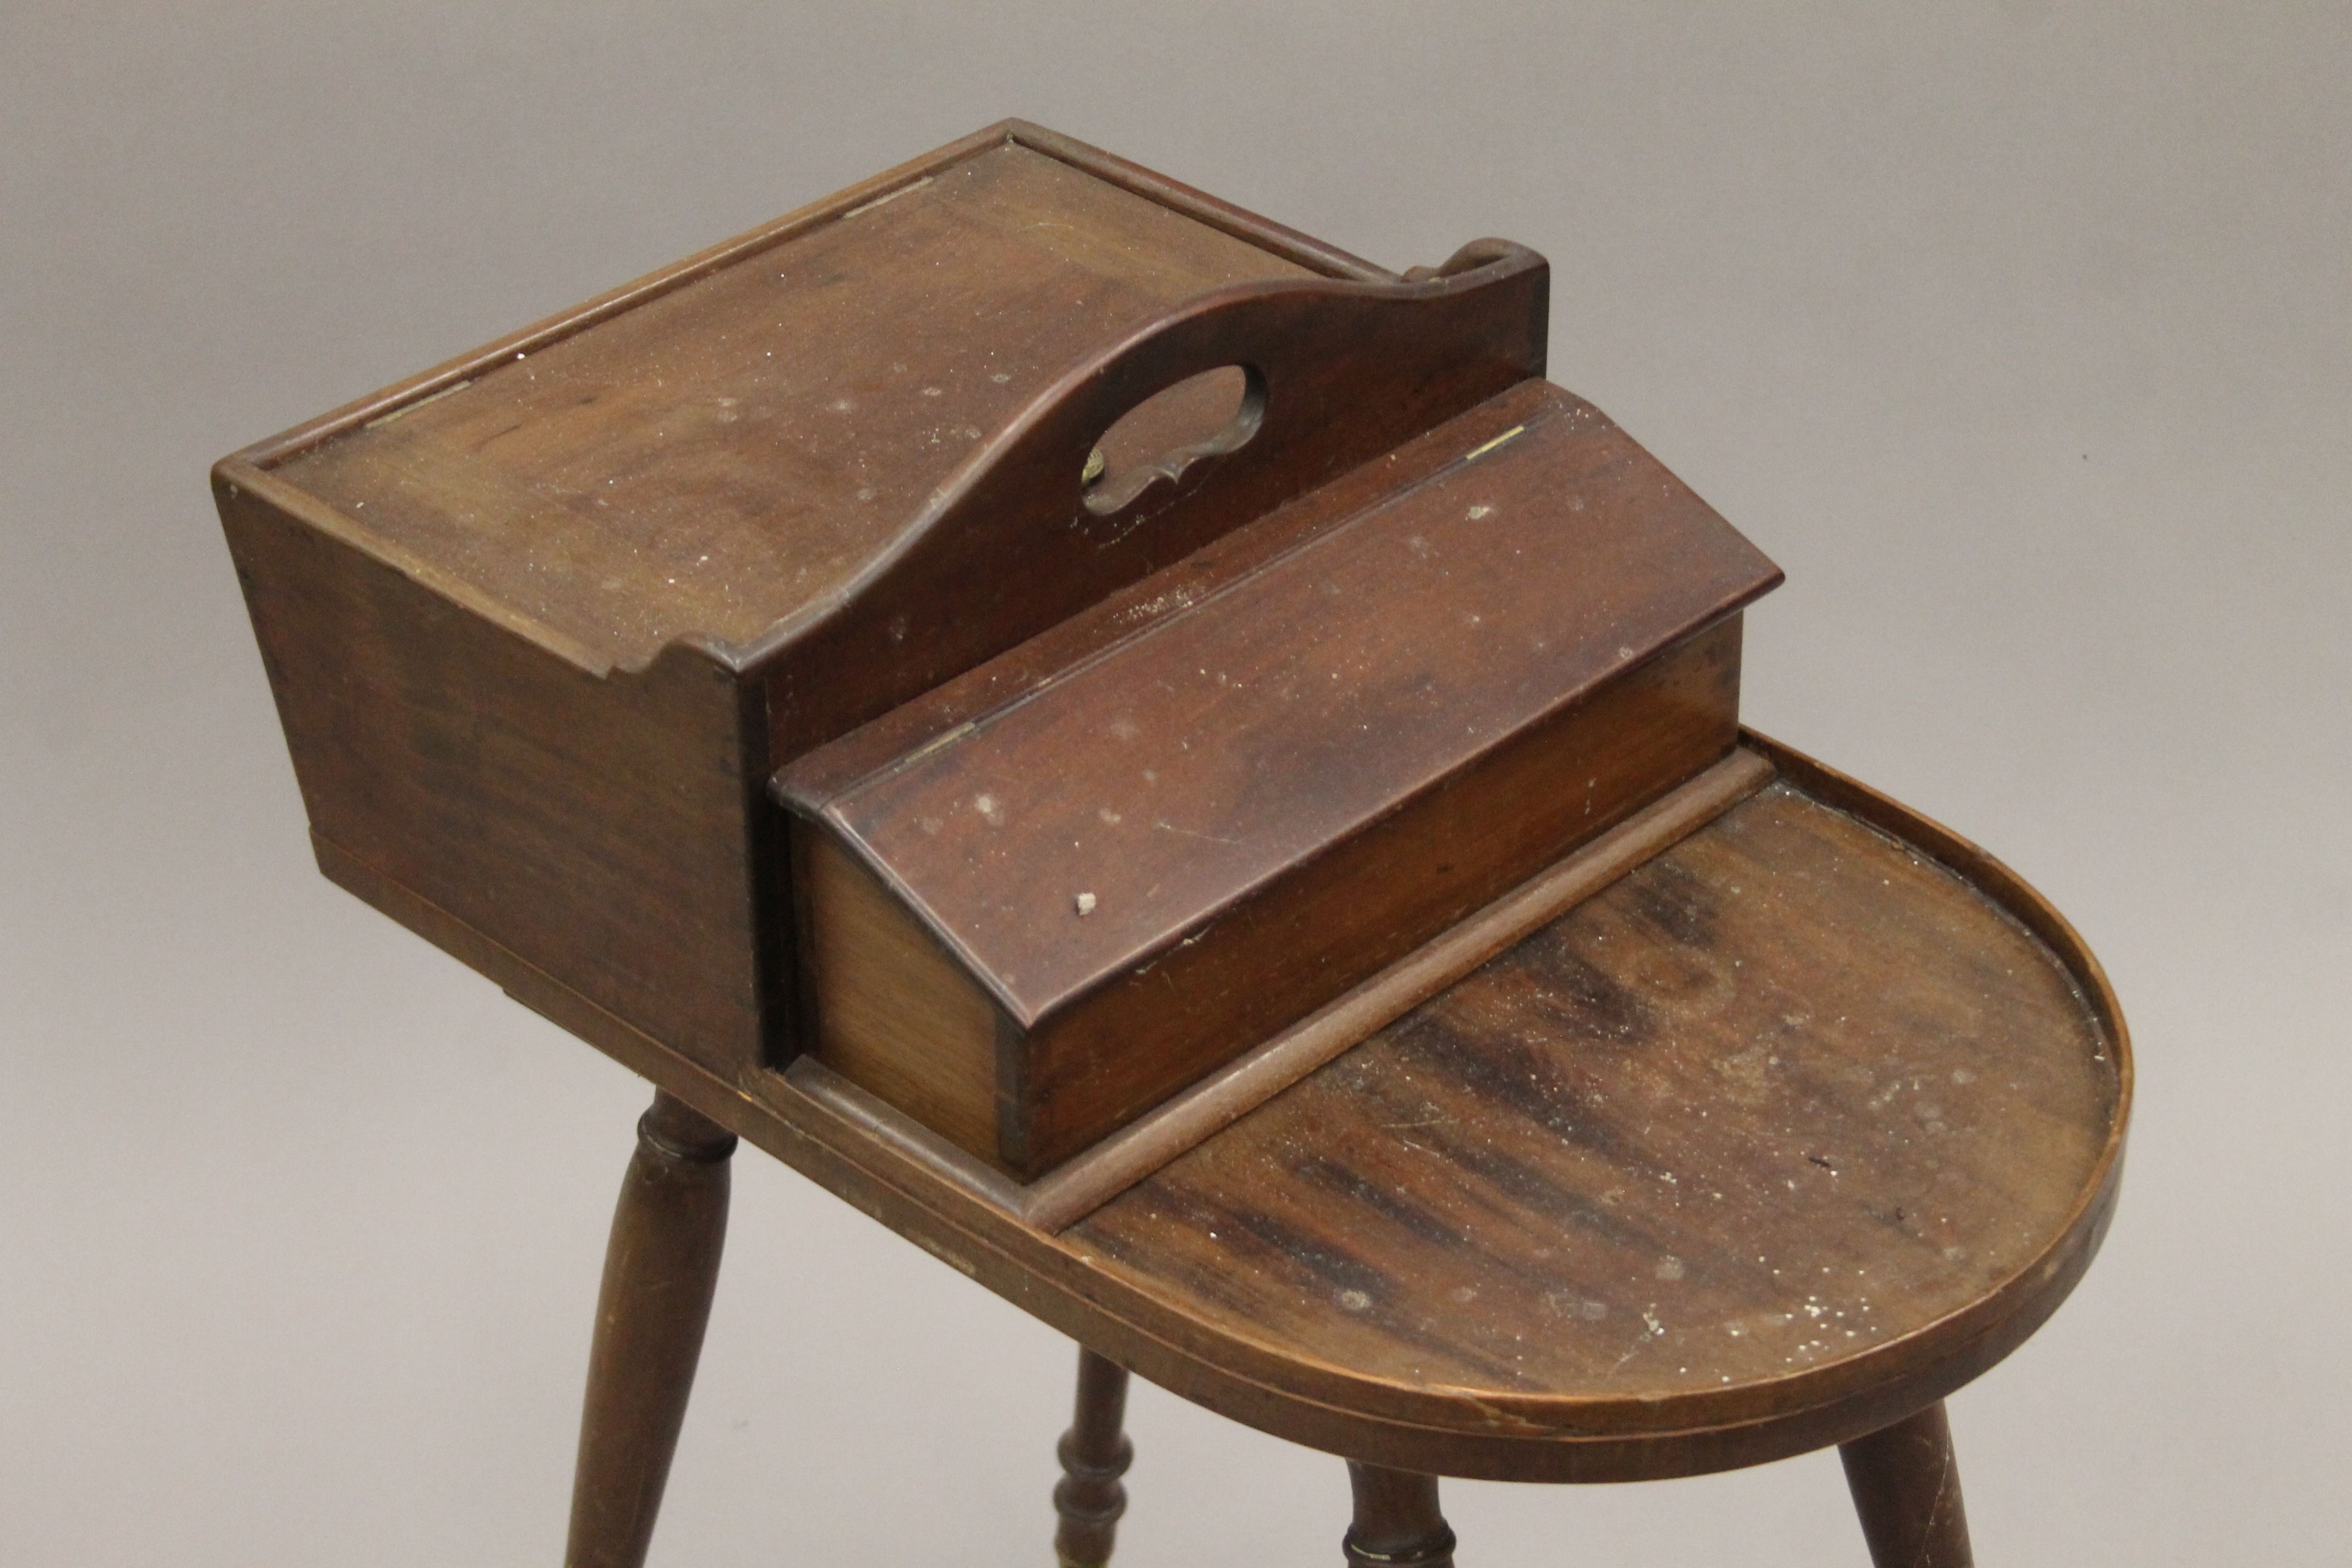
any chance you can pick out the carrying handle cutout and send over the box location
[1080,364,1266,516]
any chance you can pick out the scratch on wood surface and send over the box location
[1461,423,1527,462]
[1152,819,1241,846]
[840,176,932,220]
[361,378,473,431]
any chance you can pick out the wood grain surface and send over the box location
[1016,748,1778,1230]
[798,388,1773,1014]
[1065,774,2122,1439]
[220,495,776,1078]
[791,825,1002,1161]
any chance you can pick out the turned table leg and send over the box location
[1839,1401,1973,1568]
[1053,1346,1134,1567]
[564,1091,737,1568]
[1342,1462,1456,1568]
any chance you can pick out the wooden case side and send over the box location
[791,820,1008,1166]
[216,469,774,1079]
[1003,616,1746,1176]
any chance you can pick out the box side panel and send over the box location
[1007,617,1744,1175]
[220,483,769,1077]
[793,821,1005,1164]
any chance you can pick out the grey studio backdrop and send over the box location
[4,5,2345,1565]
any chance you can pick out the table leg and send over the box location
[1839,1401,1974,1568]
[563,1091,737,1568]
[1053,1346,1134,1566]
[1342,1462,1456,1568]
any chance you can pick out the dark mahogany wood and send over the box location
[1052,1348,1135,1568]
[248,129,1346,673]
[1841,1402,1974,1568]
[564,1092,736,1568]
[748,237,1550,758]
[1342,1464,1456,1568]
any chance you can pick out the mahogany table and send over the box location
[214,123,2127,1567]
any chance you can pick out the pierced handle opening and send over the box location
[1080,364,1266,516]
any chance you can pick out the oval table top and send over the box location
[641,735,2129,1483]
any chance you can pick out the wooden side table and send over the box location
[211,123,2126,1566]
[551,733,2127,1566]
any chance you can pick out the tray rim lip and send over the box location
[773,400,1781,1029]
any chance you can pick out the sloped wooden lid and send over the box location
[778,382,1781,1027]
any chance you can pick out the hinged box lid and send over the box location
[781,386,1776,1027]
